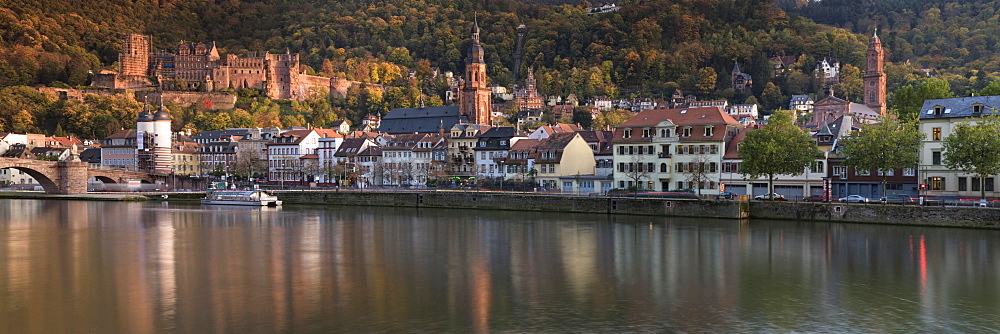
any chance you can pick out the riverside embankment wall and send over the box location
[274,191,1000,228]
[276,191,749,219]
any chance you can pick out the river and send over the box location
[0,199,997,333]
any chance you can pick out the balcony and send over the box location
[658,153,672,159]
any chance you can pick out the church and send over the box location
[379,20,493,134]
[809,30,886,129]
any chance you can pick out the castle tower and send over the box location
[864,29,887,116]
[120,34,151,76]
[151,105,173,174]
[460,19,492,125]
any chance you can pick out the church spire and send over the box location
[863,26,886,116]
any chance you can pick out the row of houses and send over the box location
[3,95,996,199]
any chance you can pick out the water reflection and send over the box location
[0,199,998,333]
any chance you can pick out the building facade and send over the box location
[918,96,1000,199]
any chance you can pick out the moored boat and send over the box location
[201,189,282,206]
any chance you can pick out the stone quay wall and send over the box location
[136,190,1000,228]
[748,201,1000,228]
[276,191,749,219]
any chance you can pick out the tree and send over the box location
[623,154,650,192]
[890,78,954,121]
[684,154,715,196]
[695,67,717,96]
[761,82,783,110]
[739,111,821,199]
[838,117,923,196]
[942,115,1000,199]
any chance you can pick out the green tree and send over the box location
[890,78,954,121]
[761,82,783,111]
[979,81,1000,96]
[739,110,821,199]
[942,115,1000,199]
[838,117,923,196]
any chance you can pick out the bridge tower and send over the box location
[151,105,173,174]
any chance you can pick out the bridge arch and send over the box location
[0,157,158,194]
[0,166,59,194]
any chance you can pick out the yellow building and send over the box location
[171,137,201,176]
[534,133,595,191]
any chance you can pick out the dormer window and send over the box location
[623,129,632,139]
[682,127,692,137]
[704,126,714,137]
[973,104,984,114]
[660,129,671,137]
[934,106,945,116]
[642,128,651,138]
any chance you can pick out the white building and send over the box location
[919,96,1000,198]
[611,107,743,194]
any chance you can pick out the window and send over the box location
[934,106,944,116]
[932,128,941,141]
[677,181,684,189]
[973,104,984,114]
[661,129,670,137]
[648,146,654,154]
[972,177,981,192]
[959,177,968,191]
[903,168,915,176]
[930,177,944,190]
[682,127,691,137]
[704,127,713,137]
[988,178,996,192]
[877,168,894,177]
[932,151,941,165]
[710,145,718,154]
[833,166,847,177]
[660,163,668,173]
[811,161,824,173]
[618,163,625,172]
[642,129,651,138]
[623,129,632,139]
[647,163,654,172]
[710,162,717,173]
[619,181,625,188]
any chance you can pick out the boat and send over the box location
[201,189,282,206]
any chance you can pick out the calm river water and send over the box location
[0,199,998,333]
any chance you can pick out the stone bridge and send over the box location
[0,158,160,194]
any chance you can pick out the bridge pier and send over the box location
[56,161,89,194]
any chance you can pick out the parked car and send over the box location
[880,194,918,205]
[802,195,826,202]
[716,192,737,200]
[754,193,786,200]
[839,195,869,203]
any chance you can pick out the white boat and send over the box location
[201,190,282,206]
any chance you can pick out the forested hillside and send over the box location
[2,0,999,137]
[785,0,1000,94]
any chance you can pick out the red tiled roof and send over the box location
[723,128,749,159]
[613,107,742,142]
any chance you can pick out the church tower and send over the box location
[863,29,886,116]
[460,19,492,125]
